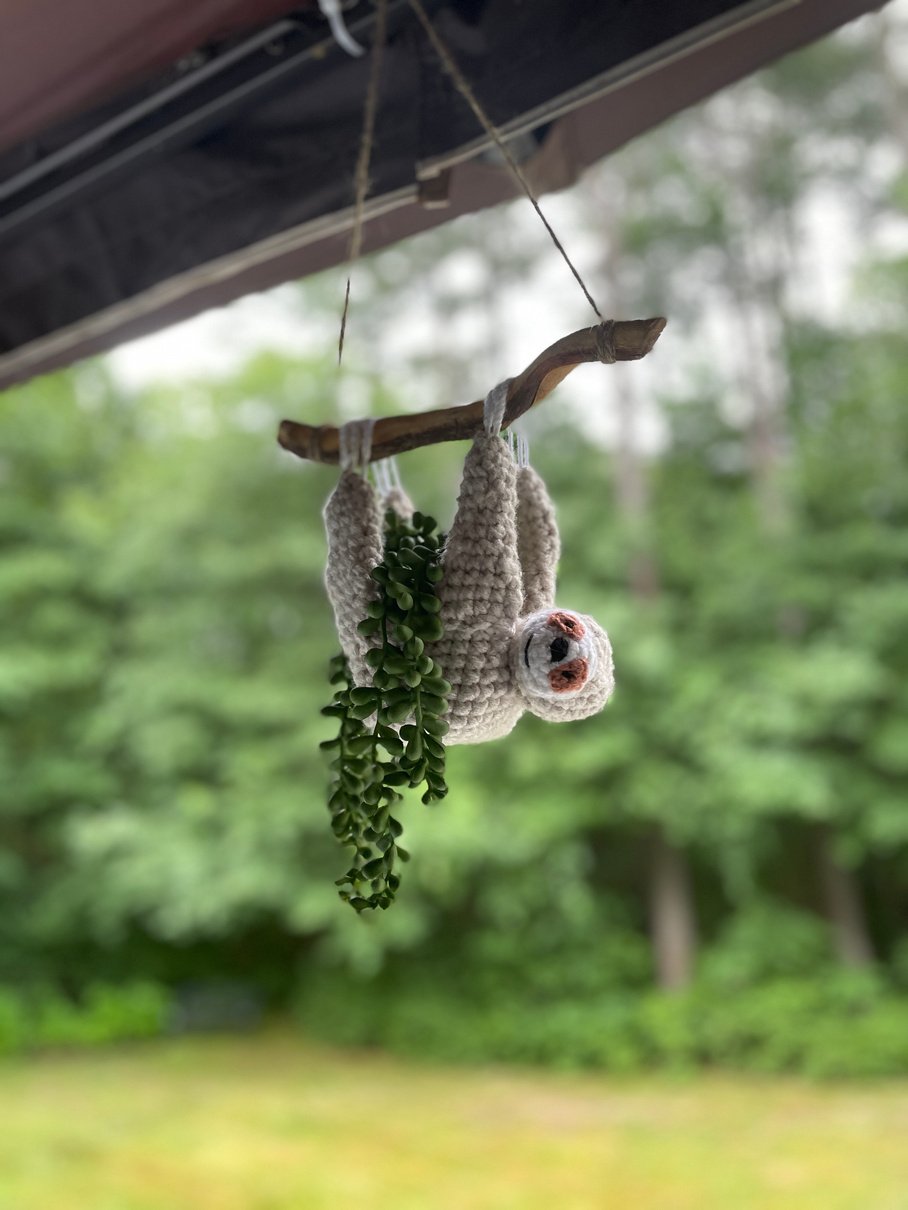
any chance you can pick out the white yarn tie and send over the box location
[483,379,511,436]
[371,455,403,494]
[338,418,375,472]
[372,458,389,494]
[513,423,532,464]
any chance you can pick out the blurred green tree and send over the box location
[0,8,905,1036]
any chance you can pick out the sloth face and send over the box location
[513,609,599,701]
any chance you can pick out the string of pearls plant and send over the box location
[321,509,451,911]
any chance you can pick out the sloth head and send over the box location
[510,608,614,723]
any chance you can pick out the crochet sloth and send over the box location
[324,429,614,745]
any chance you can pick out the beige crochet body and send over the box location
[324,433,614,745]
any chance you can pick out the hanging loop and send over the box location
[483,379,511,436]
[514,426,531,468]
[372,456,402,494]
[338,418,375,472]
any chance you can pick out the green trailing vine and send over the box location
[321,509,451,911]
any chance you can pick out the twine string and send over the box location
[406,0,602,321]
[337,0,603,380]
[338,0,390,365]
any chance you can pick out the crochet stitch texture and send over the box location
[324,432,614,744]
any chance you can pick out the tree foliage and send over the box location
[0,12,906,1070]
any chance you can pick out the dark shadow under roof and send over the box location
[0,0,885,390]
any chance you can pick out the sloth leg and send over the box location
[323,470,383,685]
[439,432,523,629]
[517,465,560,614]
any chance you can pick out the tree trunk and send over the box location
[648,824,698,990]
[710,116,878,971]
[816,825,876,968]
[593,174,699,990]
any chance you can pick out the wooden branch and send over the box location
[277,317,666,465]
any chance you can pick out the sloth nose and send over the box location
[549,636,569,662]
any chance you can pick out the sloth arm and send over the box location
[516,465,560,615]
[440,433,523,630]
[323,470,383,685]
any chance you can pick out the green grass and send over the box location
[2,1033,908,1210]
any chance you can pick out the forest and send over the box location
[1,12,907,1078]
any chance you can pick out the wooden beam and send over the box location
[277,317,666,465]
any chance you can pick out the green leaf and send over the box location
[420,675,452,697]
[405,733,423,760]
[385,700,412,724]
[346,735,375,756]
[423,735,445,760]
[350,687,378,706]
[421,616,444,641]
[423,717,449,737]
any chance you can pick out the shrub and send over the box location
[699,901,833,989]
[0,982,171,1056]
[0,989,30,1056]
[295,967,908,1079]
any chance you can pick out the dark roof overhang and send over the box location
[0,0,885,391]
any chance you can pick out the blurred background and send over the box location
[2,3,908,1207]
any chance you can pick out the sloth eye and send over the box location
[548,657,589,693]
[549,611,586,639]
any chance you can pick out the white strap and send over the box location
[483,379,511,436]
[372,458,390,494]
[371,456,403,495]
[513,425,530,468]
[338,418,375,472]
